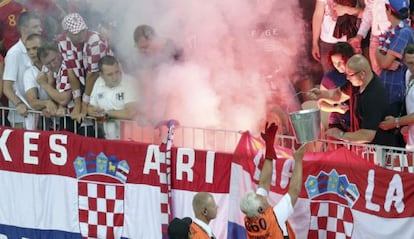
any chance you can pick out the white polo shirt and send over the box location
[90,74,137,111]
[90,74,137,139]
[24,65,49,101]
[3,39,32,123]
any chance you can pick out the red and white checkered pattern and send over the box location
[78,180,125,239]
[308,201,354,239]
[57,31,112,86]
[54,63,75,112]
[62,13,88,34]
[159,124,175,234]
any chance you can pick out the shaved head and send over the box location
[347,54,371,73]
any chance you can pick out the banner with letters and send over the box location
[1,127,414,238]
[228,132,414,239]
[0,126,233,239]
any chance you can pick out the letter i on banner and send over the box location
[157,119,179,235]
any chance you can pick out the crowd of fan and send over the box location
[2,0,414,149]
[0,1,182,140]
[310,0,414,149]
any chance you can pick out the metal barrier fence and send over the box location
[0,106,100,137]
[1,106,413,173]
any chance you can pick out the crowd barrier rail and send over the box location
[1,106,413,173]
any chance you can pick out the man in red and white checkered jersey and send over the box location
[57,12,112,123]
[37,41,75,116]
[36,41,96,135]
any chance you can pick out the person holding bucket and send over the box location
[240,122,308,239]
[318,41,355,133]
[308,54,400,146]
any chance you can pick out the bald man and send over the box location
[190,192,217,239]
[310,54,399,146]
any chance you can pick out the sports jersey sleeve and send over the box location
[58,36,78,69]
[56,67,72,92]
[85,33,111,73]
[273,193,294,226]
[256,187,268,197]
[255,187,294,225]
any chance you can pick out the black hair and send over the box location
[37,41,59,60]
[397,7,410,19]
[98,55,119,72]
[404,44,414,55]
[327,41,355,66]
[133,24,155,42]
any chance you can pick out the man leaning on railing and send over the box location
[36,42,95,137]
[87,55,138,140]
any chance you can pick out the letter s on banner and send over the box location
[50,134,68,166]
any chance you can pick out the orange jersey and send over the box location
[190,222,211,239]
[244,207,295,239]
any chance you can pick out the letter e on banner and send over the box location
[24,132,40,165]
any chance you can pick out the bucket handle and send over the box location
[286,91,308,114]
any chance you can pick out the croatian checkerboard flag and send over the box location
[78,176,125,239]
[309,201,353,239]
[74,152,129,239]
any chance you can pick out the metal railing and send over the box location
[1,106,413,173]
[0,106,100,137]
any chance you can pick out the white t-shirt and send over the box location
[24,65,49,102]
[90,74,137,111]
[3,39,32,123]
[90,74,137,139]
[405,70,414,150]
[319,0,347,43]
[358,0,390,37]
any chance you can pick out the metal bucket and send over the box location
[289,108,321,143]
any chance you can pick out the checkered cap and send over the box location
[62,13,88,34]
